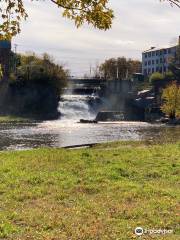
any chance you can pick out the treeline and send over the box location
[0,53,68,119]
[10,53,68,94]
[99,57,141,80]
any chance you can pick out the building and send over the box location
[0,40,11,81]
[142,36,180,76]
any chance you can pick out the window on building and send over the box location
[152,60,154,65]
[152,51,155,56]
[145,61,147,66]
[160,58,162,63]
[156,67,159,72]
[148,52,151,57]
[156,51,159,56]
[145,53,147,58]
[148,60,151,65]
[164,49,167,54]
[156,59,159,64]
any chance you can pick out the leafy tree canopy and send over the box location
[10,53,68,95]
[150,71,175,84]
[161,82,180,119]
[0,0,114,39]
[150,72,164,82]
[99,57,141,80]
[0,0,180,39]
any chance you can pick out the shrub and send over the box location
[150,72,164,83]
[161,82,180,119]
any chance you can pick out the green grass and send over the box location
[0,115,30,123]
[0,141,179,239]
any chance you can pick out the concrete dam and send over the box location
[61,77,144,122]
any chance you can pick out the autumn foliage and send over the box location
[0,1,180,38]
[161,82,180,119]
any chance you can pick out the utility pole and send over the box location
[90,64,92,78]
[116,65,119,80]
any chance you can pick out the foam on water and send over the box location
[58,94,95,121]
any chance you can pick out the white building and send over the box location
[142,37,180,76]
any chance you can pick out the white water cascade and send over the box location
[58,94,95,121]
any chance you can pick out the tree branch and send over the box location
[166,0,180,7]
[50,0,88,11]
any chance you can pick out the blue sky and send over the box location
[13,0,180,76]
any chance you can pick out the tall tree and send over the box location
[99,57,141,80]
[0,0,180,39]
[168,42,180,78]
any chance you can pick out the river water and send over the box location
[0,95,180,151]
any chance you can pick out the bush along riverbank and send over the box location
[0,115,31,123]
[0,141,179,239]
[0,53,68,120]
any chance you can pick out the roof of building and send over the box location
[143,45,177,53]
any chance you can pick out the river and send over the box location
[0,94,180,151]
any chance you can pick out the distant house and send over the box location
[142,36,180,76]
[0,40,11,81]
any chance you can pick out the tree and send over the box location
[150,72,164,83]
[99,57,141,80]
[161,82,180,119]
[168,42,180,79]
[0,0,180,39]
[164,71,175,81]
[6,52,68,118]
[10,52,68,95]
[0,0,114,39]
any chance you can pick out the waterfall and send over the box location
[59,94,95,121]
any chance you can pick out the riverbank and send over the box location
[0,141,179,239]
[0,115,31,123]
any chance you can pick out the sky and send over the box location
[13,0,180,76]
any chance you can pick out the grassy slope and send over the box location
[0,116,30,123]
[0,141,179,240]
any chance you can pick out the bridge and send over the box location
[66,78,107,94]
[68,78,106,86]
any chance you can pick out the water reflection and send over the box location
[0,120,180,151]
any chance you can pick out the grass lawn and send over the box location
[0,141,179,239]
